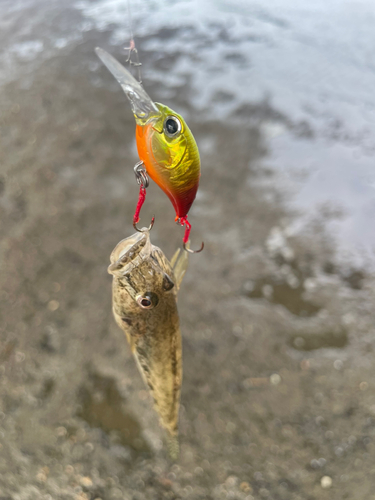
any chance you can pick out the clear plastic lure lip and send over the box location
[95,47,160,123]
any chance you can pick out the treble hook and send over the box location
[178,216,204,254]
[133,161,154,232]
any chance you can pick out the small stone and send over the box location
[335,446,344,457]
[15,351,26,363]
[240,482,253,493]
[321,476,332,488]
[75,494,89,500]
[36,472,47,483]
[80,476,93,488]
[304,278,316,290]
[232,323,243,336]
[225,475,238,488]
[48,300,60,311]
[270,374,281,385]
[310,459,320,469]
[359,381,368,391]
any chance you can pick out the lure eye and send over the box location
[163,116,182,137]
[136,292,159,309]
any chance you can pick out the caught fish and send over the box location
[108,228,189,457]
[96,47,203,253]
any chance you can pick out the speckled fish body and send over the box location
[108,230,188,452]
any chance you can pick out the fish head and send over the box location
[108,230,175,309]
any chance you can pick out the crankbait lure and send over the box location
[108,227,189,457]
[96,47,203,253]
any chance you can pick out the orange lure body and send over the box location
[135,103,201,220]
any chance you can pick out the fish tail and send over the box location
[166,432,180,461]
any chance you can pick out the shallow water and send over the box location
[1,1,375,499]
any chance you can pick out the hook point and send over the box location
[133,215,155,233]
[183,241,204,254]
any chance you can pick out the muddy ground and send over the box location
[1,1,375,499]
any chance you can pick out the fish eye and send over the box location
[139,297,152,308]
[163,116,182,137]
[136,292,159,309]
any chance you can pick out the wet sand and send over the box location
[1,1,375,499]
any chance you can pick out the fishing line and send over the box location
[124,0,143,83]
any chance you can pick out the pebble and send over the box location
[36,472,48,483]
[240,482,253,493]
[225,475,238,488]
[270,374,281,386]
[321,476,332,488]
[80,476,93,488]
[48,300,60,311]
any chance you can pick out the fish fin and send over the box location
[123,330,136,352]
[173,244,189,290]
[129,335,136,353]
[166,432,180,461]
[170,248,181,268]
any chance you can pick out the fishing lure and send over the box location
[108,226,189,457]
[96,47,203,253]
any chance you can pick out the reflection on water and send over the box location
[74,0,375,262]
[3,0,375,260]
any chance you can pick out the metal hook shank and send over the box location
[133,162,154,232]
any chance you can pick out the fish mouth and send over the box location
[96,47,161,125]
[108,231,151,276]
